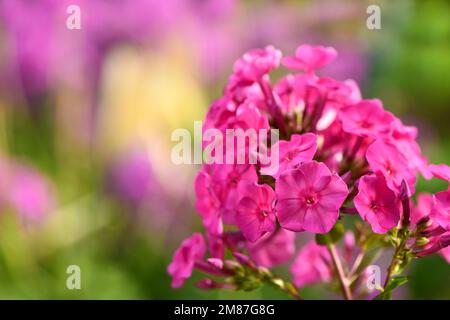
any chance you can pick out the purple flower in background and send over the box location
[108,150,157,204]
[0,0,179,99]
[0,158,54,224]
[0,0,58,96]
[0,0,368,103]
[107,148,194,238]
[8,166,53,223]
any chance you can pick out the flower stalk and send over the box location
[327,243,353,300]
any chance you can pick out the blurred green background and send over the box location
[0,0,448,299]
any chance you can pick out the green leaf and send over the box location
[315,221,344,246]
[362,233,388,250]
[374,276,409,300]
[375,290,393,300]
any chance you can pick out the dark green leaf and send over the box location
[374,276,408,300]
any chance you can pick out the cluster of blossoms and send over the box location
[167,44,450,299]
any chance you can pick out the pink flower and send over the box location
[224,102,271,164]
[440,245,450,263]
[290,241,332,287]
[430,191,450,231]
[282,44,337,73]
[236,183,276,242]
[167,233,206,288]
[354,174,401,234]
[216,164,258,224]
[247,229,295,268]
[273,74,298,113]
[276,161,349,234]
[204,98,269,134]
[411,193,434,225]
[391,119,431,180]
[232,45,282,81]
[4,163,54,224]
[366,139,416,194]
[322,78,362,106]
[338,99,394,138]
[194,168,223,236]
[203,97,238,132]
[319,120,355,170]
[260,133,317,178]
[207,232,225,260]
[195,164,257,226]
[429,164,450,186]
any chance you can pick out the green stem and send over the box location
[384,197,411,290]
[259,269,303,300]
[383,237,407,289]
[327,244,353,300]
[348,250,365,278]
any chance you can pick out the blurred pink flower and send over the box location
[167,233,206,288]
[0,159,54,224]
[430,191,450,231]
[290,240,332,288]
[282,45,337,73]
[390,119,431,180]
[429,164,450,185]
[338,99,394,138]
[109,150,156,204]
[0,0,178,98]
[232,46,281,82]
[247,229,295,268]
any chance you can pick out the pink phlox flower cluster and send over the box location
[168,44,450,290]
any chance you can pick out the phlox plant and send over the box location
[167,44,450,300]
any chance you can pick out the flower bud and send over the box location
[232,252,255,268]
[207,258,224,270]
[195,260,228,277]
[421,226,446,238]
[415,234,450,257]
[415,217,433,233]
[224,260,243,273]
[257,266,272,279]
[440,234,450,248]
[271,278,286,289]
[399,179,411,201]
[415,237,430,247]
[196,279,233,290]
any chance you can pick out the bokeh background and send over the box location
[0,0,448,299]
